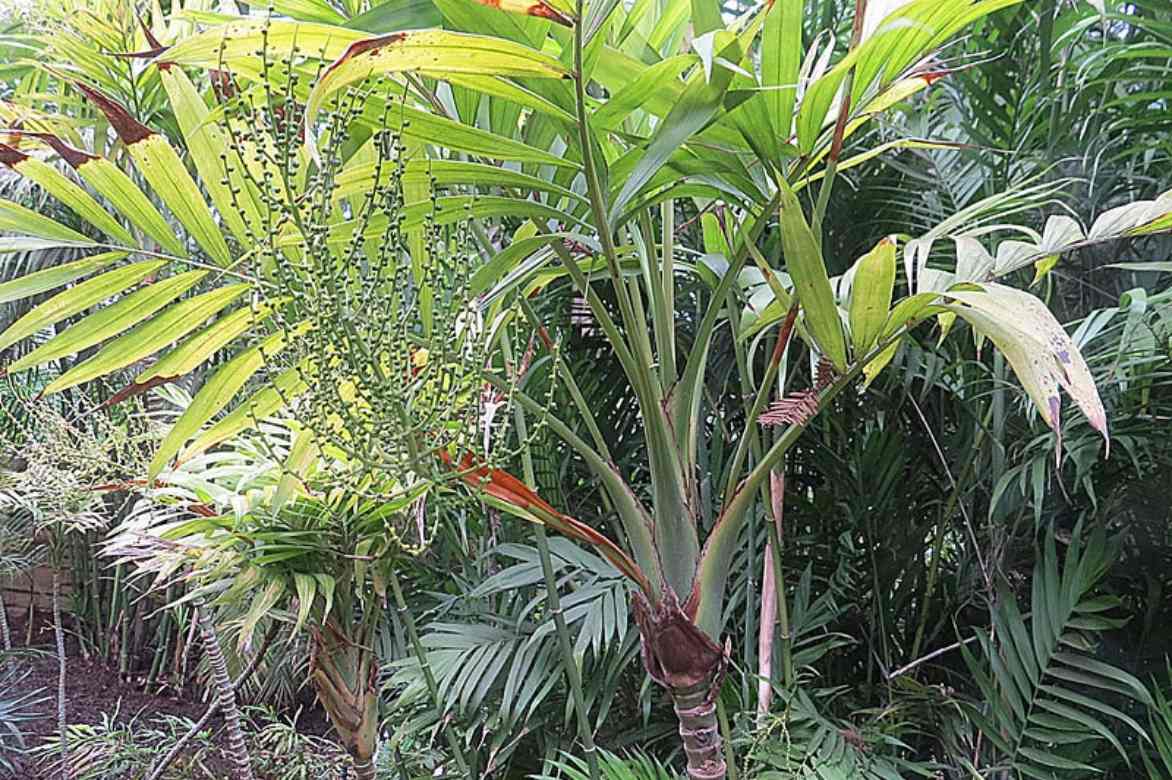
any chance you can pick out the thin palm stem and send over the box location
[52,567,66,777]
[146,624,278,780]
[512,389,600,780]
[812,0,869,235]
[386,567,472,775]
[0,590,11,653]
[516,297,612,461]
[571,0,641,362]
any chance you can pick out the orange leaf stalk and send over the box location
[440,451,652,595]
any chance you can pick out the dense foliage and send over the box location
[0,0,1169,778]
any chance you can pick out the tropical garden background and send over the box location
[0,0,1169,778]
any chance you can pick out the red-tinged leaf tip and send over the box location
[111,46,170,61]
[0,143,29,166]
[527,1,574,26]
[484,466,563,516]
[481,479,533,511]
[477,0,573,26]
[139,16,164,50]
[101,374,179,409]
[323,32,410,81]
[450,454,557,516]
[129,49,177,72]
[457,467,532,512]
[24,132,98,168]
[73,82,154,145]
[439,450,652,594]
[910,54,952,85]
[125,17,175,69]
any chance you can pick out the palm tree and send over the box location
[1,1,1171,775]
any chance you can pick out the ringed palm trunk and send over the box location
[197,608,255,780]
[0,589,12,653]
[634,591,728,780]
[145,623,277,780]
[309,619,379,780]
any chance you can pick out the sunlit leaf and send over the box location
[777,178,847,372]
[848,237,896,357]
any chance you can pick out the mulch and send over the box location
[3,637,227,779]
[8,654,213,742]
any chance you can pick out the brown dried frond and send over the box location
[815,357,836,389]
[759,391,820,427]
[759,358,838,427]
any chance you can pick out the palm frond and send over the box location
[1143,661,1172,779]
[962,526,1153,776]
[749,686,937,779]
[534,748,680,780]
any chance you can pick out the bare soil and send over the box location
[2,612,336,780]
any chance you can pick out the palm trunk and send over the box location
[197,607,255,780]
[634,591,728,780]
[52,568,68,774]
[147,624,276,780]
[352,756,377,780]
[308,620,379,778]
[0,589,11,652]
[0,590,10,678]
[673,677,726,779]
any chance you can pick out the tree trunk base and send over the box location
[633,590,729,780]
[309,621,379,780]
